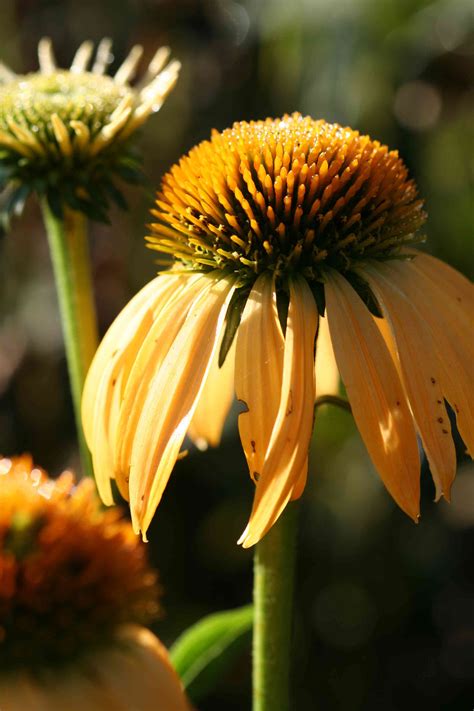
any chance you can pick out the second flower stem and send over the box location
[42,201,98,476]
[253,503,298,711]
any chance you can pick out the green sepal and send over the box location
[104,181,129,211]
[0,137,144,226]
[218,286,250,367]
[344,270,383,317]
[170,604,253,702]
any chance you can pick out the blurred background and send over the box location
[0,0,473,708]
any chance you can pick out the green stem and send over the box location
[42,201,98,476]
[314,394,352,414]
[253,503,298,711]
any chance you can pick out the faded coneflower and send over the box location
[0,455,189,711]
[0,37,180,222]
[0,39,180,476]
[82,113,473,547]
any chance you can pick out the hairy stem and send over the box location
[253,503,298,711]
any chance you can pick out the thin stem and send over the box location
[42,201,98,476]
[314,394,352,414]
[253,503,298,711]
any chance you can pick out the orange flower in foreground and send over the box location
[82,113,473,547]
[0,456,189,711]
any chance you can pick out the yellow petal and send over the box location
[325,270,420,519]
[241,276,318,548]
[377,259,474,458]
[116,274,204,480]
[360,262,457,500]
[315,313,340,397]
[82,275,165,447]
[129,275,236,538]
[290,459,308,501]
[409,250,474,314]
[82,275,184,504]
[410,254,474,352]
[234,273,284,482]
[187,335,236,450]
[82,296,159,506]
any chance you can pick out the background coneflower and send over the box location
[0,455,189,711]
[0,38,180,223]
[0,39,180,476]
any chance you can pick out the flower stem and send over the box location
[41,201,98,476]
[253,503,298,711]
[314,394,352,414]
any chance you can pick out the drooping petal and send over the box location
[115,274,204,481]
[234,273,285,482]
[82,275,164,446]
[290,459,308,501]
[325,270,420,519]
[408,250,474,314]
[187,336,236,450]
[82,274,185,502]
[409,253,474,350]
[375,259,474,458]
[129,275,236,538]
[360,262,457,500]
[315,313,340,397]
[90,316,153,505]
[240,276,318,548]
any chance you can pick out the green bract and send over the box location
[0,38,180,224]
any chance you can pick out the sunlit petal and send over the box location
[241,276,318,547]
[315,313,340,397]
[115,273,204,479]
[129,275,236,538]
[187,337,236,450]
[235,273,284,482]
[378,259,474,458]
[82,275,175,448]
[325,270,420,519]
[360,262,457,500]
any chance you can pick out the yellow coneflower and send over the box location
[0,455,189,711]
[0,38,180,222]
[82,113,473,547]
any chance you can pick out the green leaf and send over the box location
[170,605,253,702]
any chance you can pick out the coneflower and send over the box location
[83,113,473,547]
[0,39,180,475]
[0,455,189,711]
[0,38,180,222]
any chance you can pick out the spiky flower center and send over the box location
[149,114,426,283]
[0,71,133,143]
[0,456,160,672]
